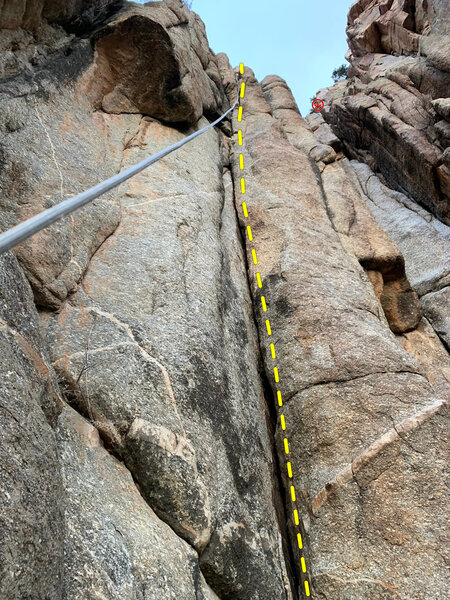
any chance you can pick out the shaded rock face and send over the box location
[319,0,450,225]
[0,1,449,600]
[0,252,64,600]
[0,0,122,32]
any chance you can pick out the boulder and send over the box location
[90,2,227,124]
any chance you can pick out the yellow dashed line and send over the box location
[237,63,311,598]
[301,557,307,573]
[290,486,296,502]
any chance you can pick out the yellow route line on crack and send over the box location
[237,65,312,598]
[261,296,267,312]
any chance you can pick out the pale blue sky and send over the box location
[133,0,354,116]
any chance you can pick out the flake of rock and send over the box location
[57,406,220,599]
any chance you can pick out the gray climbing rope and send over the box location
[0,100,238,255]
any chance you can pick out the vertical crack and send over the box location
[228,165,299,599]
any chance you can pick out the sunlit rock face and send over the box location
[0,1,448,599]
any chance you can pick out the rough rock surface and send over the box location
[58,406,221,600]
[319,0,450,224]
[0,252,63,600]
[0,0,122,32]
[0,1,449,599]
[43,115,292,599]
[91,2,228,123]
[0,0,227,311]
[349,159,450,348]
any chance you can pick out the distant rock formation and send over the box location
[0,1,448,599]
[319,0,450,225]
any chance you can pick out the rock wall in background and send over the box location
[0,1,448,599]
[319,0,450,225]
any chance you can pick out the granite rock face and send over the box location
[0,252,63,600]
[231,67,449,599]
[0,0,226,311]
[0,1,448,600]
[91,1,228,124]
[0,0,122,31]
[43,114,292,599]
[57,406,221,600]
[349,159,450,349]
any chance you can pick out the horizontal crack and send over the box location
[310,397,447,516]
[285,369,426,403]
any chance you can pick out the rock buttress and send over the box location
[231,66,449,599]
[44,113,293,598]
